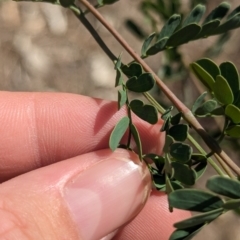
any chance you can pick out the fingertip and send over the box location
[114,190,191,240]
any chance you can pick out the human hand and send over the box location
[0,92,190,240]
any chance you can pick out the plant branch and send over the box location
[79,0,240,176]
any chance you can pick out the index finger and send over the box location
[0,91,164,181]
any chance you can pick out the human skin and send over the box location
[0,92,190,240]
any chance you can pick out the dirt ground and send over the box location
[0,0,240,239]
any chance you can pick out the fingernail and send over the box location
[63,155,151,240]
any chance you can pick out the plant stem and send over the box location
[70,4,117,62]
[79,0,240,176]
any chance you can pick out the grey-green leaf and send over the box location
[122,63,143,77]
[130,123,142,160]
[227,5,240,20]
[197,20,221,38]
[169,124,189,141]
[220,61,240,95]
[182,4,206,27]
[225,104,240,123]
[190,63,215,91]
[168,189,224,212]
[167,24,201,47]
[130,99,158,124]
[213,13,240,35]
[163,135,174,153]
[225,125,240,138]
[109,117,129,151]
[157,14,181,41]
[174,208,223,229]
[141,32,156,57]
[195,100,218,116]
[170,143,193,163]
[196,58,220,80]
[192,92,207,113]
[194,161,207,180]
[117,89,127,110]
[206,175,240,199]
[126,73,155,92]
[115,68,123,86]
[146,37,169,56]
[172,162,196,186]
[170,226,203,240]
[171,112,182,125]
[203,2,230,24]
[213,75,234,105]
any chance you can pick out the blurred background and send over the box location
[0,0,240,160]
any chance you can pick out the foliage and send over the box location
[10,0,240,239]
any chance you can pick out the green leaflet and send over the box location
[190,63,215,91]
[168,189,224,212]
[172,162,196,186]
[174,208,223,229]
[117,89,127,110]
[126,73,155,92]
[203,2,230,24]
[206,176,240,199]
[130,99,158,124]
[170,143,193,163]
[225,125,240,138]
[213,75,234,105]
[182,4,206,27]
[109,117,129,151]
[130,123,143,160]
[167,23,201,47]
[141,32,156,57]
[168,124,189,142]
[225,104,240,124]
[220,61,240,96]
[97,0,119,6]
[157,14,181,41]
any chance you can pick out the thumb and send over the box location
[0,149,151,240]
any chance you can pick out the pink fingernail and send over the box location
[63,155,151,240]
